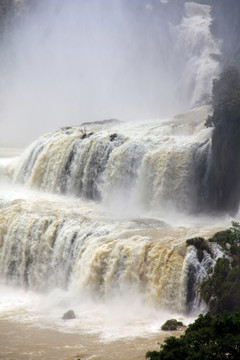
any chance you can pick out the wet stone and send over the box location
[62,310,76,320]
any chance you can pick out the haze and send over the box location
[0,0,219,146]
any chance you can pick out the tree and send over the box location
[146,312,240,360]
[200,222,240,314]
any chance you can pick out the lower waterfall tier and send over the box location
[0,188,224,314]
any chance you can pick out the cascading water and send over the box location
[174,2,221,106]
[185,242,224,314]
[0,1,227,358]
[12,106,211,213]
[0,106,223,316]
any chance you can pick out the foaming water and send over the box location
[0,144,229,357]
[9,106,212,217]
[0,283,194,342]
[0,107,230,329]
[0,178,228,339]
[0,2,226,358]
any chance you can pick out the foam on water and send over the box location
[0,283,195,341]
[0,173,228,341]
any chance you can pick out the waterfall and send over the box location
[186,242,224,314]
[11,106,212,214]
[0,105,221,318]
[0,198,188,312]
[0,0,221,147]
[175,2,221,107]
[0,2,225,340]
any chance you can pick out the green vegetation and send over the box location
[208,221,240,251]
[146,311,240,360]
[147,223,240,359]
[200,256,240,314]
[200,221,240,314]
[186,222,240,314]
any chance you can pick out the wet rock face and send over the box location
[205,67,240,215]
[62,309,76,320]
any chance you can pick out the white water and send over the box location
[175,2,221,107]
[0,107,230,343]
[10,106,211,215]
[0,2,226,357]
[0,283,190,341]
[0,186,226,342]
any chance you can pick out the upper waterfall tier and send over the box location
[0,0,221,147]
[6,106,212,214]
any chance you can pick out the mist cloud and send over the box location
[0,0,219,147]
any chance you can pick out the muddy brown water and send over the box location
[0,319,183,360]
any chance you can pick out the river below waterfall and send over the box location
[0,319,179,360]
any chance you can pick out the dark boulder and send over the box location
[62,309,76,320]
[161,319,185,331]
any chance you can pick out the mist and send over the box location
[0,0,220,146]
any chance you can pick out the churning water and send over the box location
[0,107,228,358]
[0,1,228,359]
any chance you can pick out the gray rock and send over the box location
[62,309,76,320]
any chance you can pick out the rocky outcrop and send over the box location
[161,319,185,331]
[62,309,76,320]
